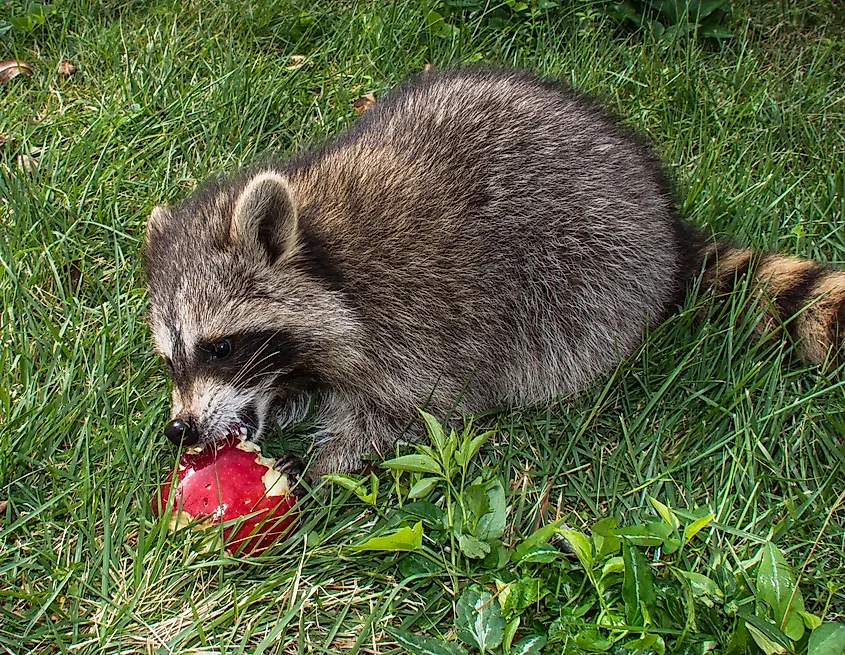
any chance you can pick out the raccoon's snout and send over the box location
[164,417,199,447]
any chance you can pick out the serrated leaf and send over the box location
[353,521,423,551]
[622,542,656,625]
[382,453,442,475]
[683,513,715,544]
[512,635,546,655]
[408,477,440,499]
[808,623,845,655]
[558,529,593,570]
[386,627,469,655]
[455,586,504,652]
[458,533,491,559]
[648,497,680,530]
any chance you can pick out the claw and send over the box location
[274,453,306,494]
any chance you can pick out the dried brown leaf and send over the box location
[0,60,34,84]
[18,154,37,173]
[57,60,78,77]
[352,92,376,114]
[286,55,307,70]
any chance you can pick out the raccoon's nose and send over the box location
[164,418,199,447]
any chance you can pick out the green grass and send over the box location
[1,0,844,652]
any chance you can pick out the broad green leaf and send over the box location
[683,513,715,544]
[511,635,546,655]
[358,472,379,505]
[512,520,564,562]
[455,586,504,652]
[502,617,520,653]
[575,628,613,652]
[741,614,792,654]
[696,0,732,19]
[746,623,789,655]
[518,546,559,563]
[386,627,468,655]
[458,533,491,559]
[622,542,656,625]
[498,577,547,618]
[617,524,665,547]
[558,529,593,570]
[674,569,723,602]
[481,543,510,569]
[322,473,365,493]
[381,454,442,476]
[808,623,845,655]
[757,542,805,640]
[419,409,447,451]
[601,556,625,578]
[455,430,494,468]
[353,521,423,551]
[398,552,441,578]
[592,517,621,558]
[799,611,823,631]
[403,501,448,528]
[648,497,680,530]
[474,479,506,541]
[408,477,440,499]
[624,634,659,652]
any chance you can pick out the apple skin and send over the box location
[152,438,299,555]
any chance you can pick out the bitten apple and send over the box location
[152,438,299,554]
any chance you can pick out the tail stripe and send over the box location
[799,271,845,364]
[701,243,845,366]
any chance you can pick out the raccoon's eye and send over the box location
[200,338,232,361]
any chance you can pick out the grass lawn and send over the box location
[1,1,844,653]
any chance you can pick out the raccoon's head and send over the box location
[143,169,357,448]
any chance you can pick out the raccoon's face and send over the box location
[143,171,355,448]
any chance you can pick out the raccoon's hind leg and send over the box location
[702,243,845,365]
[308,391,407,475]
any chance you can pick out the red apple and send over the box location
[152,438,299,555]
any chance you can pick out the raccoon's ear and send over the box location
[230,172,298,262]
[145,206,171,245]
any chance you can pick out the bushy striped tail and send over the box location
[701,242,845,366]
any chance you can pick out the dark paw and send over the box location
[273,453,306,493]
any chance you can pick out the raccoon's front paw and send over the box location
[273,453,305,493]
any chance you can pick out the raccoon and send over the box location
[144,66,845,476]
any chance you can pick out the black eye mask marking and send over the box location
[197,330,303,387]
[198,338,232,362]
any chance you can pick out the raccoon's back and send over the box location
[285,68,696,403]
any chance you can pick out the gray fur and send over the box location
[144,66,703,474]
